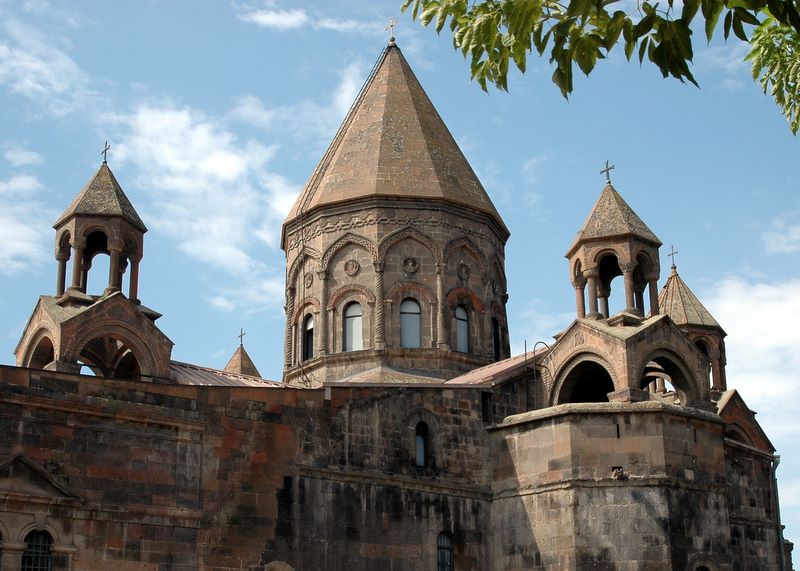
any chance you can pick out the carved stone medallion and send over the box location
[457,263,471,281]
[303,272,314,289]
[344,259,360,277]
[402,257,419,274]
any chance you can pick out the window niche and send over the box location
[455,305,469,353]
[400,298,421,348]
[22,530,53,571]
[343,302,363,352]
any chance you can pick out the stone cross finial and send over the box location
[238,328,246,347]
[668,245,679,268]
[386,16,398,44]
[600,160,615,184]
[101,140,111,164]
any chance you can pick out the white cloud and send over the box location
[521,154,548,185]
[0,18,96,116]
[229,60,368,148]
[3,145,43,167]
[704,276,800,439]
[112,103,297,275]
[315,17,383,34]
[238,8,309,30]
[761,214,800,254]
[509,299,574,357]
[0,173,51,275]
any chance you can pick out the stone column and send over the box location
[80,260,90,293]
[583,268,601,319]
[647,275,660,316]
[284,286,295,367]
[572,277,586,318]
[69,239,84,291]
[318,271,329,355]
[55,252,69,296]
[107,238,124,293]
[436,262,449,350]
[709,346,726,392]
[128,256,141,302]
[597,286,610,319]
[374,262,386,350]
[620,262,637,313]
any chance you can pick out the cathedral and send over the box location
[0,40,793,570]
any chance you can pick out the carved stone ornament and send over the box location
[402,257,419,274]
[457,263,471,281]
[344,259,360,277]
[303,272,314,289]
[491,279,499,294]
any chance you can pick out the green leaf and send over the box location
[732,12,748,40]
[701,0,724,40]
[723,9,733,39]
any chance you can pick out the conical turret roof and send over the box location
[568,183,660,254]
[54,163,147,232]
[659,264,723,331]
[223,345,262,378]
[283,43,506,236]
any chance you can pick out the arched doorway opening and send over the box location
[557,360,615,404]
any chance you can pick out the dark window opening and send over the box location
[561,361,614,403]
[437,532,454,571]
[415,421,429,467]
[302,314,314,361]
[455,305,469,353]
[22,530,53,571]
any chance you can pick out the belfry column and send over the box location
[647,274,660,316]
[318,272,329,355]
[374,262,386,350]
[69,238,84,291]
[128,255,141,303]
[107,238,124,293]
[573,277,586,318]
[56,251,69,296]
[436,263,449,350]
[597,286,610,318]
[583,268,601,318]
[620,262,637,313]
[284,286,295,367]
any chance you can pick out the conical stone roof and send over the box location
[569,183,660,254]
[659,265,723,330]
[223,345,262,378]
[54,163,147,232]
[284,43,506,234]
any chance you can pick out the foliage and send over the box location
[401,0,800,133]
[747,14,800,133]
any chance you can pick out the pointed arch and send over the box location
[445,287,486,313]
[321,232,377,272]
[378,226,440,264]
[443,236,486,266]
[328,284,376,309]
[287,246,321,288]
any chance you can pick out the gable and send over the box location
[0,454,77,499]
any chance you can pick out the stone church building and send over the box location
[0,41,793,570]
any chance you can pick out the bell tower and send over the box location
[566,174,662,320]
[15,155,173,379]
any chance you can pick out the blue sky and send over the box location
[1,0,799,539]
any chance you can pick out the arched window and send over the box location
[437,532,454,571]
[455,306,469,353]
[400,298,421,348]
[415,421,429,467]
[343,302,363,352]
[302,315,314,361]
[492,317,501,361]
[22,530,53,571]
